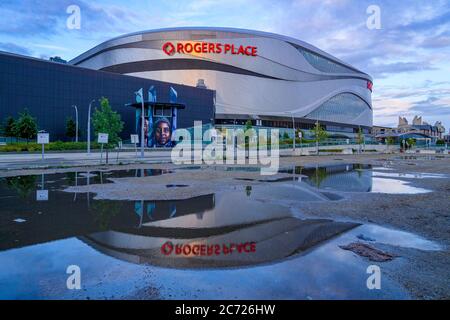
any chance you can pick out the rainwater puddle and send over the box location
[0,165,442,299]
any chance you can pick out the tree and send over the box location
[244,119,253,132]
[3,116,17,139]
[244,120,253,149]
[65,117,77,141]
[92,97,124,162]
[406,138,416,149]
[386,136,395,145]
[15,109,37,142]
[386,136,395,152]
[49,56,67,64]
[356,127,365,153]
[313,121,328,153]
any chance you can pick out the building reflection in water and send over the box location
[82,192,358,269]
[302,164,373,192]
[0,167,370,269]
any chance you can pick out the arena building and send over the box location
[70,27,373,138]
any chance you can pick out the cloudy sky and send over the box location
[1,0,449,130]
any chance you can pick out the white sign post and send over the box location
[131,134,139,158]
[36,189,49,201]
[37,131,49,160]
[298,131,302,156]
[36,173,48,201]
[98,133,109,164]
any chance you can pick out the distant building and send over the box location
[397,116,445,140]
[444,131,450,144]
[372,125,397,136]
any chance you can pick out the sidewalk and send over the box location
[0,150,173,170]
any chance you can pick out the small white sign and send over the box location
[130,134,139,144]
[37,133,49,144]
[36,190,49,201]
[98,133,109,144]
[298,131,302,138]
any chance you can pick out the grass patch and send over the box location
[319,149,343,153]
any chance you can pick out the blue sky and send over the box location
[1,0,449,130]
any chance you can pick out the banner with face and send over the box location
[152,117,176,147]
[136,107,177,148]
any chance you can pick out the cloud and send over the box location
[0,0,155,39]
[421,35,450,48]
[0,0,449,129]
[410,96,450,116]
[0,42,32,55]
[32,43,68,51]
[0,0,67,36]
[367,61,437,78]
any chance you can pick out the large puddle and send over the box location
[282,164,442,194]
[0,164,443,299]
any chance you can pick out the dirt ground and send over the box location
[281,154,450,299]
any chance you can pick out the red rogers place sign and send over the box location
[162,41,258,57]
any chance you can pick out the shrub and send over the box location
[0,141,101,152]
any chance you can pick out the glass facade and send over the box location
[305,93,371,124]
[296,47,359,74]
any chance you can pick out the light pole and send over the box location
[316,119,319,154]
[291,114,296,152]
[87,99,95,155]
[72,105,78,142]
[284,111,296,152]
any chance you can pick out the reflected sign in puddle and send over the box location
[0,167,442,300]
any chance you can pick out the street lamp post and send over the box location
[316,119,319,155]
[72,105,78,142]
[284,111,296,153]
[87,99,95,155]
[291,114,296,152]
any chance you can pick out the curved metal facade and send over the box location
[70,27,373,128]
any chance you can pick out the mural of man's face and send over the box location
[155,121,171,145]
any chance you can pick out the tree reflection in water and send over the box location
[5,175,37,199]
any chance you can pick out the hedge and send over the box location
[0,141,102,152]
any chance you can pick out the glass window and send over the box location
[305,93,371,124]
[153,106,172,117]
[295,45,360,74]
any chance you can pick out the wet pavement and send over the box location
[0,164,444,299]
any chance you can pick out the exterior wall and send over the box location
[70,27,373,129]
[0,52,215,141]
